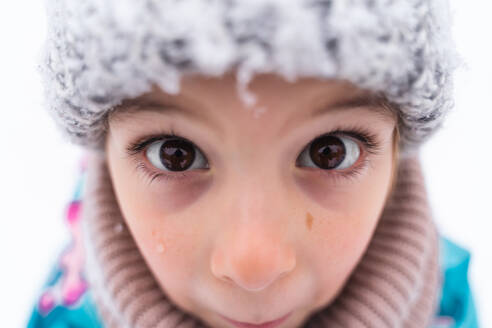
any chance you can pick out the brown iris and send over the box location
[159,138,195,171]
[309,135,346,169]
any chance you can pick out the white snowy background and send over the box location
[0,1,490,327]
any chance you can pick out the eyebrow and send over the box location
[113,97,197,118]
[310,93,397,122]
[110,95,220,129]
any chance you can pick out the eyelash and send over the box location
[311,125,382,184]
[125,125,383,186]
[126,128,192,185]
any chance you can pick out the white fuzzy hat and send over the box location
[38,0,462,157]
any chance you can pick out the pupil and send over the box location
[309,136,346,169]
[160,139,195,171]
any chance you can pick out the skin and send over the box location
[104,71,398,328]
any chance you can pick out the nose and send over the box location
[211,227,297,292]
[210,182,297,292]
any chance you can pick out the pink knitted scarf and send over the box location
[80,151,440,328]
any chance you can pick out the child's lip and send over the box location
[218,310,292,328]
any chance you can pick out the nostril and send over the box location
[222,275,234,285]
[278,270,289,280]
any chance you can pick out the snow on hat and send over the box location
[38,0,462,157]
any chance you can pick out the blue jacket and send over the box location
[25,160,480,328]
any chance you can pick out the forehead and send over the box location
[109,72,397,129]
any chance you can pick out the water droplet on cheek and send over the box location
[156,242,166,254]
[152,230,167,254]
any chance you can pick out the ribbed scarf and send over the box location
[80,152,440,328]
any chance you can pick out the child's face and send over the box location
[105,72,397,328]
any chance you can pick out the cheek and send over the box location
[299,160,393,305]
[117,207,204,309]
[310,213,377,309]
[106,151,208,306]
[304,198,383,309]
[308,207,380,273]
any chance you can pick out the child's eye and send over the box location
[146,137,209,172]
[296,134,361,170]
